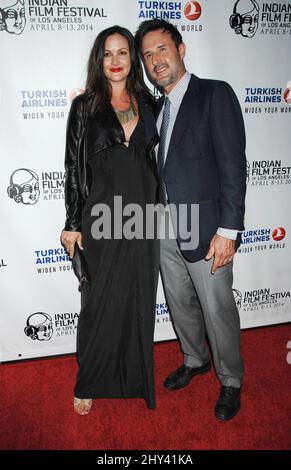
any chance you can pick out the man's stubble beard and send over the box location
[156,68,180,88]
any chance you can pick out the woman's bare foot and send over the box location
[73,397,93,415]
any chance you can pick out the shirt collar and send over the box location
[166,71,191,110]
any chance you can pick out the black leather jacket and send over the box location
[64,94,159,231]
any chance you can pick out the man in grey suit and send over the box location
[135,19,246,421]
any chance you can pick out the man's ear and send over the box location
[178,42,186,60]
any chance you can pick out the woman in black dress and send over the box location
[61,26,159,414]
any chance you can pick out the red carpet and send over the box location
[1,324,291,450]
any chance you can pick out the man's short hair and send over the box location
[135,19,183,52]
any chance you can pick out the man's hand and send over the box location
[60,230,83,259]
[205,234,236,274]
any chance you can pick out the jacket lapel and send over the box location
[86,105,125,161]
[165,75,200,168]
[138,100,159,152]
[138,101,159,180]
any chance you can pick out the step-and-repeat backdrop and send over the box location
[1,0,291,362]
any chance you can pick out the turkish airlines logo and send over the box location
[69,88,85,102]
[272,227,286,242]
[283,81,291,104]
[184,1,202,21]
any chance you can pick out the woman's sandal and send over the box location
[73,397,93,415]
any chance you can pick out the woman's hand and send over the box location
[60,230,83,259]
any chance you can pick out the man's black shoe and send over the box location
[164,362,211,391]
[215,386,241,421]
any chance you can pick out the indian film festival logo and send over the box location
[233,288,242,311]
[229,0,259,38]
[137,1,203,33]
[7,168,40,205]
[234,288,291,314]
[7,168,65,204]
[230,0,291,38]
[248,159,291,187]
[246,160,250,184]
[24,311,79,340]
[0,0,26,35]
[1,0,107,34]
[24,312,53,341]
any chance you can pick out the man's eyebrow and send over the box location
[143,44,166,56]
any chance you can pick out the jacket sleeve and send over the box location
[209,81,246,231]
[63,95,85,231]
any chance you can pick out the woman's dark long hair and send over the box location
[85,25,154,114]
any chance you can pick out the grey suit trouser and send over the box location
[160,232,244,388]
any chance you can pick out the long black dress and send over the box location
[74,118,159,409]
